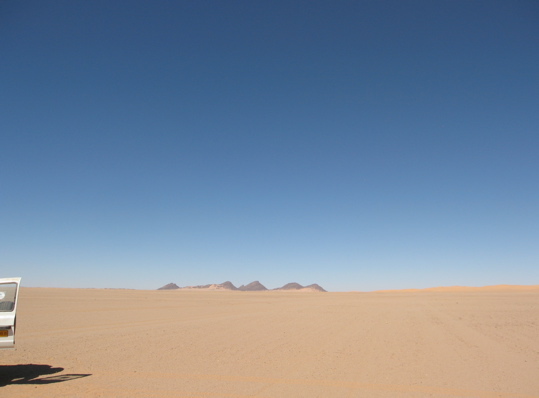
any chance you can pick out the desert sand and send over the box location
[1,286,538,397]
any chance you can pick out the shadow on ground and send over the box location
[0,364,91,386]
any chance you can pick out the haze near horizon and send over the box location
[1,1,538,291]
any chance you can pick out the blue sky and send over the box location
[1,1,538,291]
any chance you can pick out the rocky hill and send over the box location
[183,281,238,290]
[238,281,268,291]
[275,282,304,290]
[219,281,239,290]
[303,283,327,292]
[157,283,180,290]
[274,282,327,292]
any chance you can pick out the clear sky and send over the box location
[1,1,538,291]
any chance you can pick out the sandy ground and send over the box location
[1,287,538,397]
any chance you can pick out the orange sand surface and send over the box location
[1,287,538,397]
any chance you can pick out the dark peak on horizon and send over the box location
[273,282,327,292]
[274,282,304,290]
[304,283,327,292]
[157,283,180,290]
[238,281,267,291]
[219,281,238,290]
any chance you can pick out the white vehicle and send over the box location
[0,277,21,349]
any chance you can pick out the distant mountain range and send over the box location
[157,281,327,292]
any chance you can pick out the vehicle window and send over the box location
[0,283,17,312]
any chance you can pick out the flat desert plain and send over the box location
[1,287,538,397]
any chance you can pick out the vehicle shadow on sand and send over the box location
[0,364,91,386]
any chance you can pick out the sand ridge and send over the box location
[1,287,538,397]
[373,284,539,293]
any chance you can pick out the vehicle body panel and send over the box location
[0,277,22,349]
